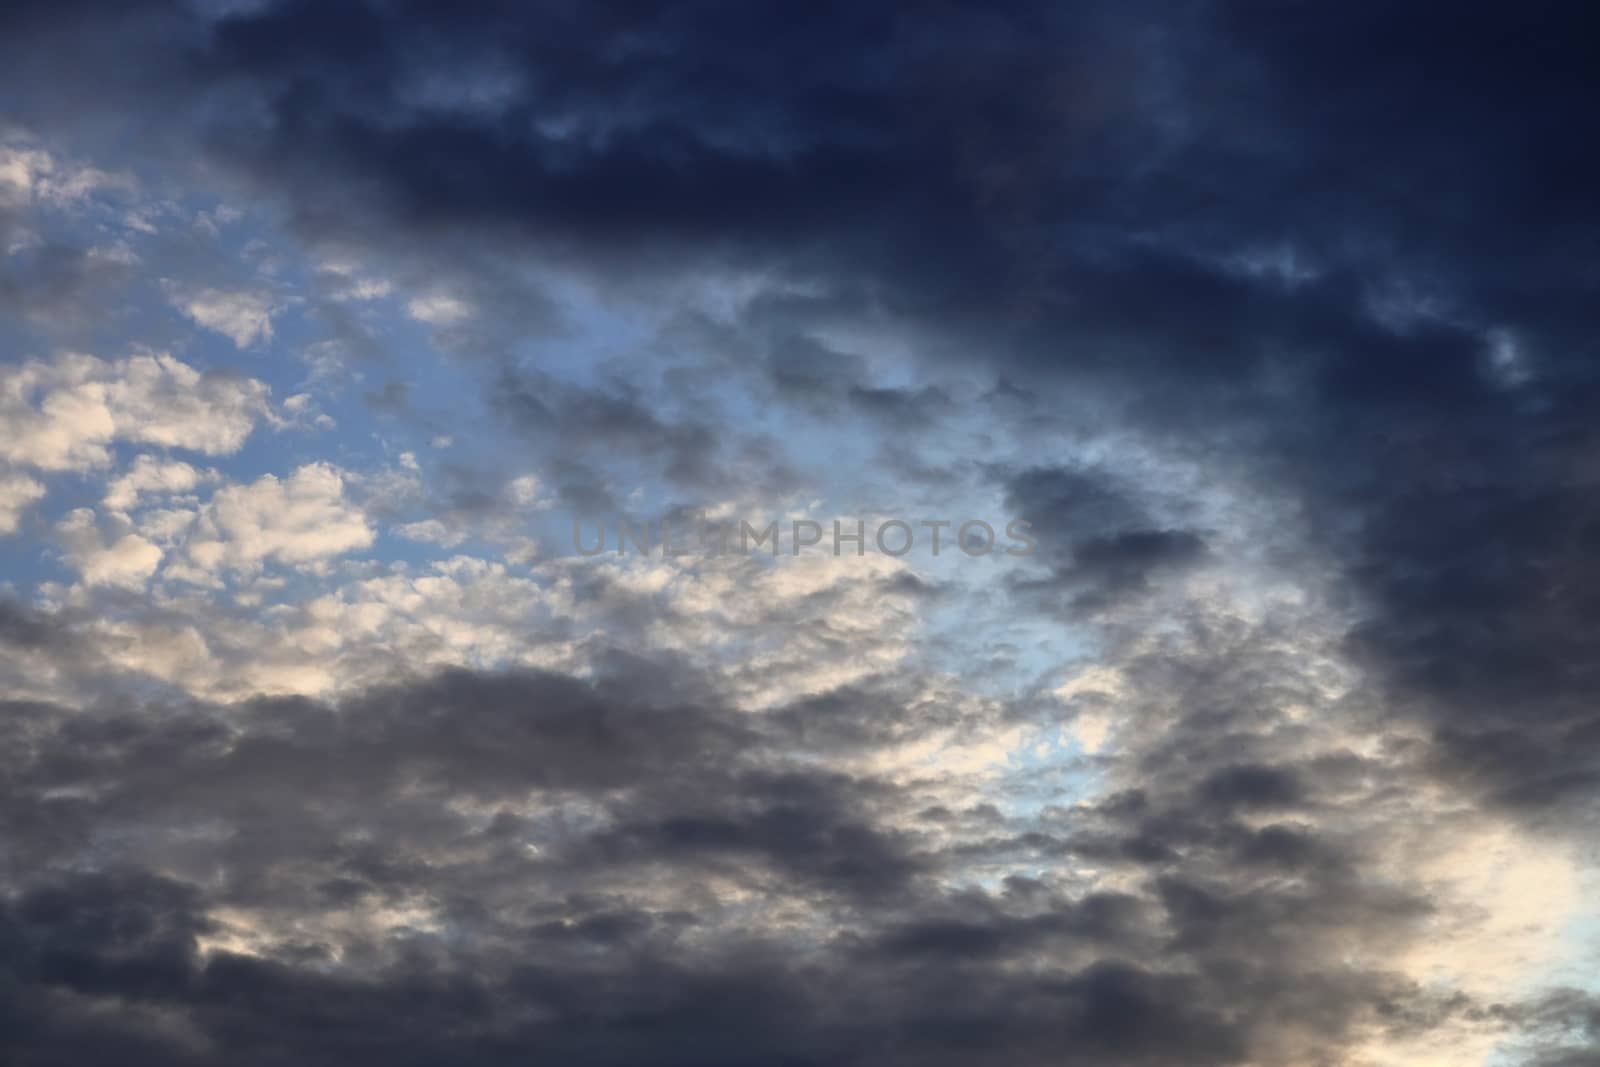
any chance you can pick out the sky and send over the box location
[1,2,1598,1065]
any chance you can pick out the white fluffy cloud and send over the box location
[57,508,164,589]
[164,283,278,348]
[103,455,213,515]
[394,518,468,547]
[79,556,567,701]
[175,463,373,578]
[0,352,270,472]
[0,472,46,534]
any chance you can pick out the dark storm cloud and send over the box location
[488,359,809,510]
[0,599,79,654]
[494,367,724,488]
[1003,465,1209,611]
[1334,458,1600,819]
[0,595,1508,1067]
[0,658,1478,1066]
[758,332,954,430]
[1516,991,1600,1067]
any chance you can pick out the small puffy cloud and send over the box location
[267,391,336,432]
[177,463,373,577]
[164,282,278,348]
[406,292,471,325]
[0,472,46,534]
[103,455,212,515]
[136,507,200,546]
[193,204,242,238]
[0,352,270,472]
[87,240,140,266]
[346,277,393,300]
[316,256,393,300]
[506,473,547,508]
[395,518,468,548]
[57,508,163,589]
[0,140,135,209]
[0,145,41,208]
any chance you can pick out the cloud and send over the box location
[0,666,1160,1063]
[0,2,1597,1064]
[1003,465,1209,612]
[0,138,135,209]
[174,462,373,578]
[102,455,212,515]
[164,283,278,348]
[393,517,467,547]
[0,352,270,472]
[405,291,471,326]
[0,642,1566,1067]
[0,471,46,534]
[315,255,393,301]
[57,508,163,589]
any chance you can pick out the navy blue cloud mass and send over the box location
[1,3,1598,1065]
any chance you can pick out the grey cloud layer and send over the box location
[0,644,1544,1066]
[1,1,1598,1064]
